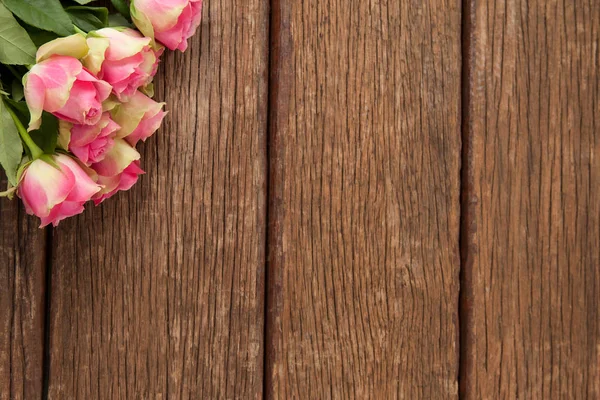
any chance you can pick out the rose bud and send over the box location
[110,91,166,146]
[24,56,112,130]
[91,139,145,204]
[58,113,120,166]
[84,28,163,101]
[131,0,202,52]
[18,154,102,227]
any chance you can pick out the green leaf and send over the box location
[1,0,74,37]
[4,98,28,118]
[108,12,131,28]
[11,79,23,101]
[29,112,58,154]
[26,28,60,47]
[66,6,108,32]
[0,98,23,185]
[73,0,96,4]
[111,0,130,20]
[0,3,36,65]
[5,99,57,154]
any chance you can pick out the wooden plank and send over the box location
[461,0,600,398]
[46,1,269,398]
[266,0,462,398]
[0,174,47,400]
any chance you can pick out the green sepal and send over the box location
[15,158,31,183]
[39,153,59,170]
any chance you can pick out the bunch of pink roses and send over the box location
[0,0,202,227]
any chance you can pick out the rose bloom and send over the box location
[59,113,120,166]
[18,154,101,227]
[131,0,202,52]
[111,91,166,145]
[84,28,162,101]
[24,56,112,130]
[91,139,145,204]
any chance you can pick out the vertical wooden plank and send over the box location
[267,0,462,398]
[0,175,46,400]
[461,0,600,398]
[46,1,269,398]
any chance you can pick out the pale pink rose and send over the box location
[84,28,163,101]
[91,139,145,204]
[111,91,166,145]
[18,154,101,227]
[24,56,112,130]
[59,113,120,166]
[131,0,202,52]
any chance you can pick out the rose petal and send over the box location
[56,155,102,201]
[36,34,89,63]
[97,28,151,60]
[134,0,189,32]
[92,139,141,176]
[126,108,166,145]
[19,159,75,218]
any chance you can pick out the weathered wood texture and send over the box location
[267,0,462,398]
[0,175,47,400]
[45,1,269,398]
[461,0,600,398]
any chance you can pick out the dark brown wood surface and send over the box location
[0,175,47,400]
[266,0,462,398]
[461,0,600,398]
[1,1,599,398]
[45,1,269,398]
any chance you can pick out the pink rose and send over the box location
[131,0,202,52]
[59,113,120,166]
[18,154,101,227]
[84,28,163,101]
[111,91,166,146]
[24,56,112,130]
[91,139,145,204]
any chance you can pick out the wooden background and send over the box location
[0,0,598,398]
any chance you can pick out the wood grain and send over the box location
[267,0,462,398]
[461,0,600,398]
[45,1,269,398]
[0,175,47,400]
